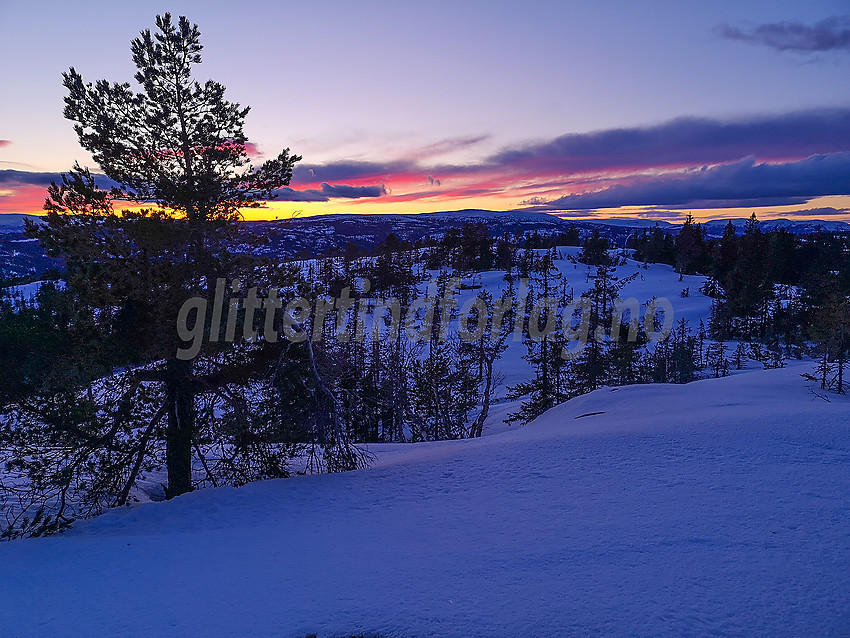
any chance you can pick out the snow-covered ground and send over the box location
[1,362,847,637]
[2,279,65,304]
[438,246,713,399]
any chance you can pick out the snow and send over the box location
[1,363,848,637]
[0,245,844,636]
[2,280,65,304]
[0,214,41,232]
[438,247,713,399]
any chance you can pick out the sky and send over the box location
[1,0,850,222]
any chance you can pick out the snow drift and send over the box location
[0,364,848,637]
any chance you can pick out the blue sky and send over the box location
[1,0,849,220]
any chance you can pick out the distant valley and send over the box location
[2,209,848,283]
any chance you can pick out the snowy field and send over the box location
[1,363,848,637]
[432,246,714,399]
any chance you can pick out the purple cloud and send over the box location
[486,108,850,176]
[292,160,415,185]
[284,109,850,192]
[0,169,121,189]
[537,153,850,211]
[275,182,388,202]
[782,206,850,217]
[0,170,61,186]
[720,16,850,53]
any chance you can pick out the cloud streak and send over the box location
[274,182,388,202]
[0,169,122,190]
[407,135,490,160]
[781,206,850,217]
[292,160,416,185]
[720,16,850,53]
[484,108,850,176]
[0,170,61,187]
[531,153,850,210]
[291,108,850,190]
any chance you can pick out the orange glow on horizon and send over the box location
[4,183,849,226]
[243,194,850,224]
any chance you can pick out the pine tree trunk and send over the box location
[165,357,195,499]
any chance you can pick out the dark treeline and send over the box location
[317,221,582,268]
[628,214,850,394]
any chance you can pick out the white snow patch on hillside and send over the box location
[427,247,713,403]
[1,364,848,637]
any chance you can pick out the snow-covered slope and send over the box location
[1,364,848,638]
[0,214,41,233]
[450,246,713,400]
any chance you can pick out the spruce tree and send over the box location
[674,214,708,275]
[569,265,639,393]
[578,229,612,266]
[706,341,730,378]
[507,253,565,423]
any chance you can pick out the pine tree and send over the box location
[607,318,648,386]
[668,319,699,383]
[810,294,850,393]
[648,319,698,384]
[460,289,510,437]
[733,341,748,370]
[2,14,310,536]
